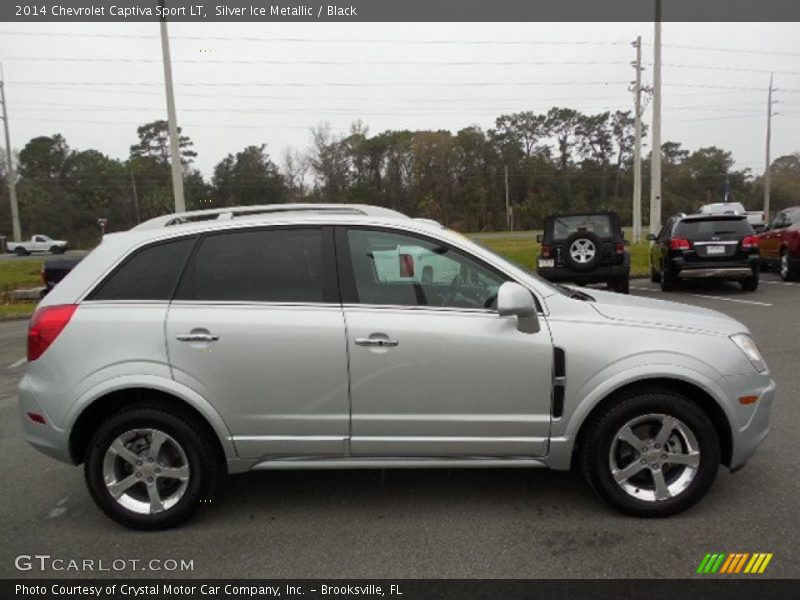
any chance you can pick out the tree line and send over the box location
[1,109,798,246]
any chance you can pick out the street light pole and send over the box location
[159,1,186,213]
[631,36,644,243]
[649,0,663,237]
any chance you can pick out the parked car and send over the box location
[7,234,68,256]
[758,206,800,281]
[536,212,630,294]
[40,256,84,298]
[20,204,774,529]
[696,202,766,232]
[649,214,760,292]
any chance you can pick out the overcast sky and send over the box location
[1,21,798,178]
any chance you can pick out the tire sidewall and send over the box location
[85,408,214,529]
[583,392,720,517]
[563,231,602,272]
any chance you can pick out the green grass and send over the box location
[0,259,43,319]
[0,259,44,290]
[465,233,652,278]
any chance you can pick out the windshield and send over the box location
[450,231,560,296]
[550,215,613,240]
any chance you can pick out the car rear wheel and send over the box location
[650,268,661,283]
[14,247,27,256]
[740,274,759,291]
[660,269,676,291]
[84,406,220,530]
[580,388,720,517]
[607,276,630,294]
[780,250,797,281]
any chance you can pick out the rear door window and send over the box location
[176,228,327,303]
[90,237,195,301]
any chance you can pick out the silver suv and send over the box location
[19,204,775,529]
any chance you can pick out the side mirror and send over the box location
[646,233,656,241]
[497,282,540,334]
[536,234,544,243]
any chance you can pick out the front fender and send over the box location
[547,355,734,471]
[65,374,238,461]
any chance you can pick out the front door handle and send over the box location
[355,337,399,348]
[176,333,220,343]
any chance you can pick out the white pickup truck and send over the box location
[696,202,766,231]
[6,234,68,256]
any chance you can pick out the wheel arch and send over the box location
[68,384,234,466]
[571,377,733,469]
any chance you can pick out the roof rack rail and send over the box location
[131,204,408,230]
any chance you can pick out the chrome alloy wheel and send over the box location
[569,238,596,264]
[102,429,190,515]
[609,414,700,502]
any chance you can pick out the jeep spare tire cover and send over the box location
[564,230,602,271]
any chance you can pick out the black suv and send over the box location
[536,212,630,294]
[648,213,760,292]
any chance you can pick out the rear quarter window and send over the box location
[88,237,195,301]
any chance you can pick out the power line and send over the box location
[0,31,629,46]
[8,80,631,88]
[0,56,629,67]
[659,43,800,59]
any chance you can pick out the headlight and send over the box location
[730,333,767,373]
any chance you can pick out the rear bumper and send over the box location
[669,257,758,280]
[537,264,629,283]
[17,374,73,464]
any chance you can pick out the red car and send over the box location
[759,206,800,281]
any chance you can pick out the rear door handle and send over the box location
[176,333,220,342]
[355,338,399,348]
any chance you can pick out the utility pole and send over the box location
[631,36,644,243]
[130,167,141,224]
[763,73,775,222]
[649,0,663,237]
[159,0,185,213]
[0,64,21,242]
[504,164,511,231]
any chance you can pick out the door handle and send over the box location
[176,333,220,342]
[355,337,399,348]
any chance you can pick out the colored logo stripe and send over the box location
[698,553,773,574]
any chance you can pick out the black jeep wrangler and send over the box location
[536,211,630,294]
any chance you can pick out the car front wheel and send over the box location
[84,406,220,530]
[580,388,720,517]
[780,250,797,281]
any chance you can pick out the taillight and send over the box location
[669,238,692,251]
[541,244,553,258]
[742,235,760,249]
[27,304,77,361]
[615,242,625,255]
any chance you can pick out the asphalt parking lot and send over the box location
[1,273,797,579]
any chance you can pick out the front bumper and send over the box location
[537,264,629,284]
[724,374,776,470]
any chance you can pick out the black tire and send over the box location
[739,274,759,291]
[609,276,630,294]
[562,230,602,272]
[660,270,676,292]
[779,250,797,282]
[14,247,27,256]
[579,387,720,517]
[84,406,220,530]
[650,268,661,283]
